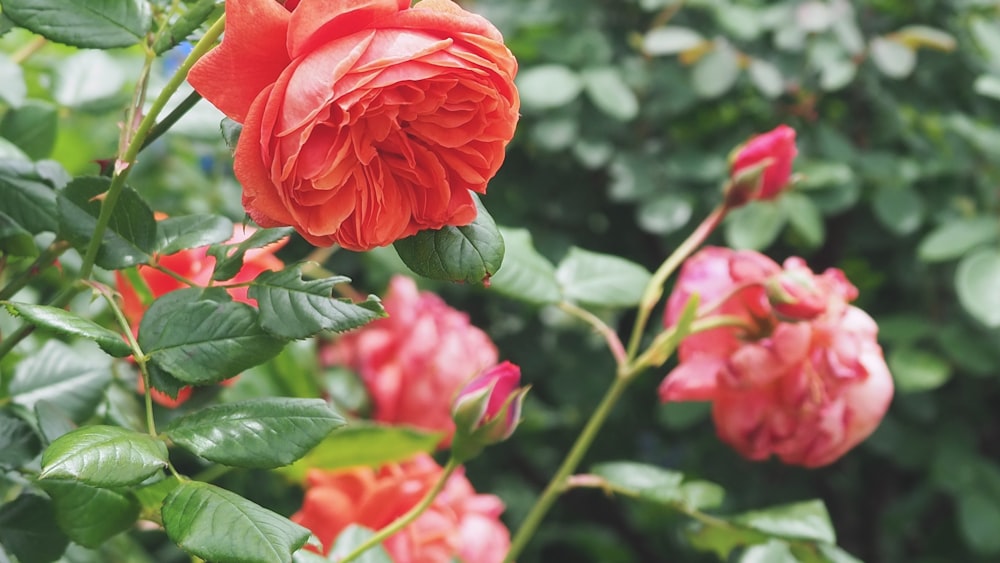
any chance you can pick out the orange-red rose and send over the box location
[115,224,287,407]
[188,0,519,251]
[292,454,510,562]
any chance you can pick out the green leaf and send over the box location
[489,227,561,305]
[0,54,26,107]
[819,59,857,91]
[974,74,1000,101]
[3,301,131,357]
[328,526,393,563]
[581,67,639,121]
[870,37,916,78]
[34,400,77,445]
[592,461,683,498]
[0,100,58,160]
[637,193,693,235]
[0,493,68,563]
[516,64,583,110]
[249,266,386,340]
[555,247,652,308]
[164,398,346,469]
[55,51,127,109]
[139,289,285,385]
[687,521,768,559]
[279,423,440,482]
[955,249,1000,327]
[872,188,924,236]
[162,481,310,563]
[207,227,293,282]
[8,340,112,422]
[0,410,41,468]
[39,425,168,486]
[39,480,140,548]
[155,214,234,255]
[733,500,836,544]
[740,539,797,563]
[2,0,151,49]
[692,43,741,99]
[958,493,1000,554]
[394,197,504,285]
[971,17,1000,66]
[888,347,952,393]
[748,59,784,98]
[780,193,824,248]
[0,159,59,234]
[151,0,218,54]
[918,218,998,263]
[0,210,36,256]
[220,118,243,153]
[57,176,156,270]
[643,26,705,55]
[724,201,786,251]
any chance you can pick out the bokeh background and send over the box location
[3,0,1000,561]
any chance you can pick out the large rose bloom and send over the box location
[324,276,498,443]
[115,223,287,407]
[659,247,894,467]
[292,454,510,562]
[188,0,520,251]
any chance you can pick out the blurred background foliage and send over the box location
[3,0,1000,561]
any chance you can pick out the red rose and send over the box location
[727,125,797,205]
[659,247,893,467]
[188,0,520,251]
[292,454,510,562]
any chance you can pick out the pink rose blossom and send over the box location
[325,276,498,443]
[660,247,893,467]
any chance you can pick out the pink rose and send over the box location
[727,125,797,205]
[291,454,510,563]
[188,0,519,251]
[660,247,893,467]
[324,275,498,443]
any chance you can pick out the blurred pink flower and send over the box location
[660,247,893,467]
[325,276,498,443]
[292,454,510,563]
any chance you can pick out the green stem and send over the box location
[558,301,627,368]
[77,15,226,281]
[0,240,71,301]
[625,204,729,361]
[339,458,460,563]
[140,90,203,151]
[504,374,632,562]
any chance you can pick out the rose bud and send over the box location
[451,361,527,462]
[725,125,797,207]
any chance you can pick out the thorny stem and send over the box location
[339,458,460,563]
[78,15,226,281]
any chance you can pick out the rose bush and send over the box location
[292,454,510,562]
[324,275,498,442]
[659,247,894,467]
[188,0,520,251]
[115,223,287,406]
